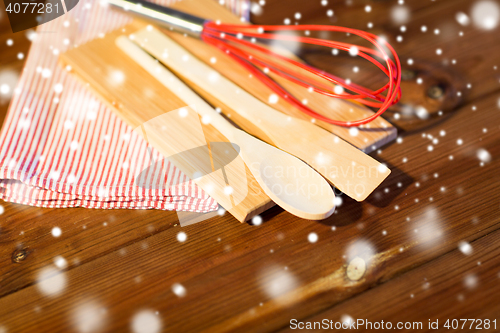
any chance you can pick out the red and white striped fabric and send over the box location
[0,0,249,212]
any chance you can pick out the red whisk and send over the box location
[109,0,401,127]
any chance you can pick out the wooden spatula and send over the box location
[130,27,390,201]
[116,36,336,220]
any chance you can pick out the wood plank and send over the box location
[280,228,500,332]
[1,1,500,332]
[0,92,499,332]
[0,203,187,298]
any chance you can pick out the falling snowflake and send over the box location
[52,227,62,237]
[131,310,162,333]
[308,232,318,243]
[70,141,79,150]
[201,114,212,124]
[36,266,67,296]
[413,206,444,246]
[177,231,187,242]
[54,83,63,93]
[0,84,9,95]
[471,0,500,30]
[178,108,189,118]
[268,94,279,104]
[345,239,375,265]
[463,273,478,289]
[477,148,491,163]
[259,265,298,300]
[349,46,359,56]
[250,3,263,15]
[391,6,410,24]
[223,185,233,195]
[72,300,107,333]
[341,315,354,327]
[109,70,125,85]
[64,120,74,129]
[252,215,263,225]
[349,127,359,136]
[458,241,473,255]
[455,12,470,26]
[334,85,344,94]
[171,283,187,297]
[0,70,19,98]
[41,68,52,78]
[54,256,68,269]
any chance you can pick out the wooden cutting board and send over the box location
[61,24,274,223]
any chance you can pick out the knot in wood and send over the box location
[346,256,366,281]
[12,248,28,263]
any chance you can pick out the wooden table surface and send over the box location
[1,0,500,332]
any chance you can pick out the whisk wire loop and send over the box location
[202,21,401,127]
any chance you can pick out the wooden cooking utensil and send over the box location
[116,36,336,220]
[130,27,390,201]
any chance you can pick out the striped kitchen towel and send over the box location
[0,0,249,212]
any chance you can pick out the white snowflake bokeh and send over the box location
[72,300,107,333]
[131,310,162,333]
[471,0,500,30]
[259,265,298,302]
[36,266,67,296]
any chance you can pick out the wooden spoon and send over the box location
[132,27,390,201]
[116,36,336,220]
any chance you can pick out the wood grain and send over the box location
[1,0,500,332]
[280,228,500,332]
[1,89,499,332]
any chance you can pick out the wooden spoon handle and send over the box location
[116,36,237,142]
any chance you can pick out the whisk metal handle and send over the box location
[107,0,207,38]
